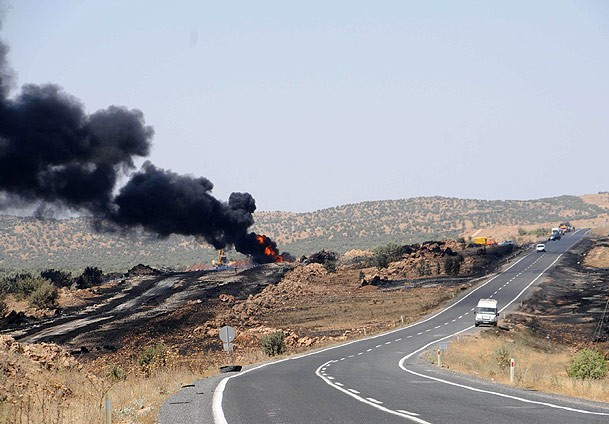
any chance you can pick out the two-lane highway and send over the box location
[214,230,609,423]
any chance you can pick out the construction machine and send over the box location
[212,249,228,267]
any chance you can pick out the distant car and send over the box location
[549,234,561,241]
[536,243,546,252]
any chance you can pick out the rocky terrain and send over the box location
[1,233,608,423]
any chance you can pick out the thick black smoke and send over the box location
[111,162,255,249]
[0,32,281,263]
[0,52,153,212]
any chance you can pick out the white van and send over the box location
[474,299,498,327]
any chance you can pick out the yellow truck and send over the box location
[473,237,497,246]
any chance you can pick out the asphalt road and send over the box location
[162,229,609,424]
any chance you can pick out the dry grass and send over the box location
[0,348,246,424]
[441,329,609,403]
[584,244,609,268]
[107,367,205,424]
[0,349,108,424]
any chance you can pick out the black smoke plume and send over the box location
[111,162,254,248]
[0,31,281,263]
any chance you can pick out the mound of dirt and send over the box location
[0,335,79,370]
[127,263,160,276]
[362,241,518,283]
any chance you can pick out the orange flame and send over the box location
[255,234,283,263]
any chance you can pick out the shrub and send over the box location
[14,274,40,299]
[0,295,6,317]
[41,269,73,288]
[0,275,18,296]
[495,346,511,371]
[260,331,286,356]
[28,280,59,309]
[566,349,608,380]
[138,343,169,375]
[444,255,464,275]
[76,266,103,288]
[109,365,126,381]
[531,227,550,237]
[371,242,407,269]
[323,260,337,273]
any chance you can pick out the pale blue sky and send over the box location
[1,1,608,212]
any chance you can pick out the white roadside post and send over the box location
[510,358,515,384]
[437,342,448,368]
[104,393,112,424]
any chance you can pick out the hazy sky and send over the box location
[1,1,608,212]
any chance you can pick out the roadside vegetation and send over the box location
[0,267,107,311]
[441,329,609,403]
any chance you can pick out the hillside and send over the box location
[1,193,608,273]
[0,215,216,273]
[253,194,609,254]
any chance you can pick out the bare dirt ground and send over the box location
[1,242,516,367]
[2,235,608,423]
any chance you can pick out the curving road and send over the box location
[211,229,609,424]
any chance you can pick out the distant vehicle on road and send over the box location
[549,233,561,241]
[536,243,546,252]
[498,240,515,246]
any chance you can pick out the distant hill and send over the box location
[253,194,609,255]
[0,215,215,274]
[1,194,608,273]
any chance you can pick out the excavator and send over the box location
[212,249,228,267]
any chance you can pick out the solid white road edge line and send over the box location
[213,233,588,423]
[398,240,609,417]
[213,251,532,423]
